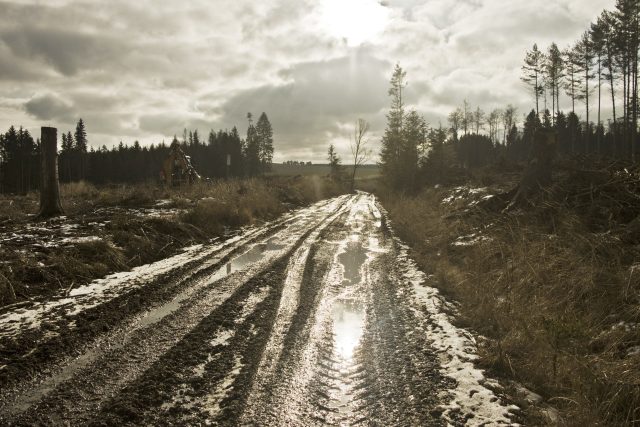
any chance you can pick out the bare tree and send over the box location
[502,105,517,144]
[462,100,471,136]
[448,108,463,140]
[488,108,502,143]
[351,118,371,192]
[473,106,485,134]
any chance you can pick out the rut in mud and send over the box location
[0,193,518,426]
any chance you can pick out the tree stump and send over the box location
[38,127,64,218]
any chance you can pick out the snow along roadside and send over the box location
[375,200,520,426]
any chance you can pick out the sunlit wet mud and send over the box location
[0,193,517,426]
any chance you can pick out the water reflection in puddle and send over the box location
[328,237,369,417]
[137,238,285,329]
[332,300,365,360]
[332,240,368,362]
[208,238,286,283]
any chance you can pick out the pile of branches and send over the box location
[470,156,640,230]
[532,157,640,235]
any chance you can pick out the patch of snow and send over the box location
[155,199,173,207]
[60,235,102,245]
[0,240,234,337]
[377,200,518,426]
[452,233,492,247]
[627,346,640,357]
[442,186,490,206]
[611,321,639,332]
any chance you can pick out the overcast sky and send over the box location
[0,0,615,162]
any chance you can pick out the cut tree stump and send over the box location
[38,126,64,218]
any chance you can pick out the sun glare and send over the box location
[319,0,389,47]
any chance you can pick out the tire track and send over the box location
[0,196,353,426]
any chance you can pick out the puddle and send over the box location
[332,300,365,361]
[332,241,367,361]
[329,239,368,415]
[332,239,367,362]
[208,238,285,283]
[136,239,285,329]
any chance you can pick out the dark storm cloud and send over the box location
[24,93,74,122]
[1,28,124,76]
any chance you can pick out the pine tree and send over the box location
[380,64,407,189]
[521,43,545,116]
[591,16,607,153]
[256,112,274,172]
[599,10,619,151]
[74,118,87,152]
[327,144,343,181]
[613,0,640,160]
[523,110,541,146]
[245,113,261,176]
[74,118,88,180]
[545,43,564,124]
[422,124,448,181]
[563,44,583,114]
[400,110,425,189]
[573,32,596,150]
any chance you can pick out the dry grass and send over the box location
[379,179,640,426]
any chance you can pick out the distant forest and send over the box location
[378,0,640,191]
[0,112,273,194]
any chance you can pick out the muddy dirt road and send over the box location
[0,193,518,426]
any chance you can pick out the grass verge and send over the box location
[377,169,640,426]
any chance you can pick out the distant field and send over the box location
[269,163,380,178]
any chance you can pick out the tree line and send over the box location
[0,112,274,193]
[379,0,640,191]
[521,0,639,159]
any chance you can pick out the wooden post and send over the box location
[38,127,64,218]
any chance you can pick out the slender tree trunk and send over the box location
[607,48,617,156]
[551,82,556,126]
[623,61,628,158]
[571,70,575,113]
[598,55,602,155]
[535,72,539,117]
[556,81,560,120]
[586,60,590,152]
[38,127,64,218]
[625,58,633,159]
[633,46,638,162]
